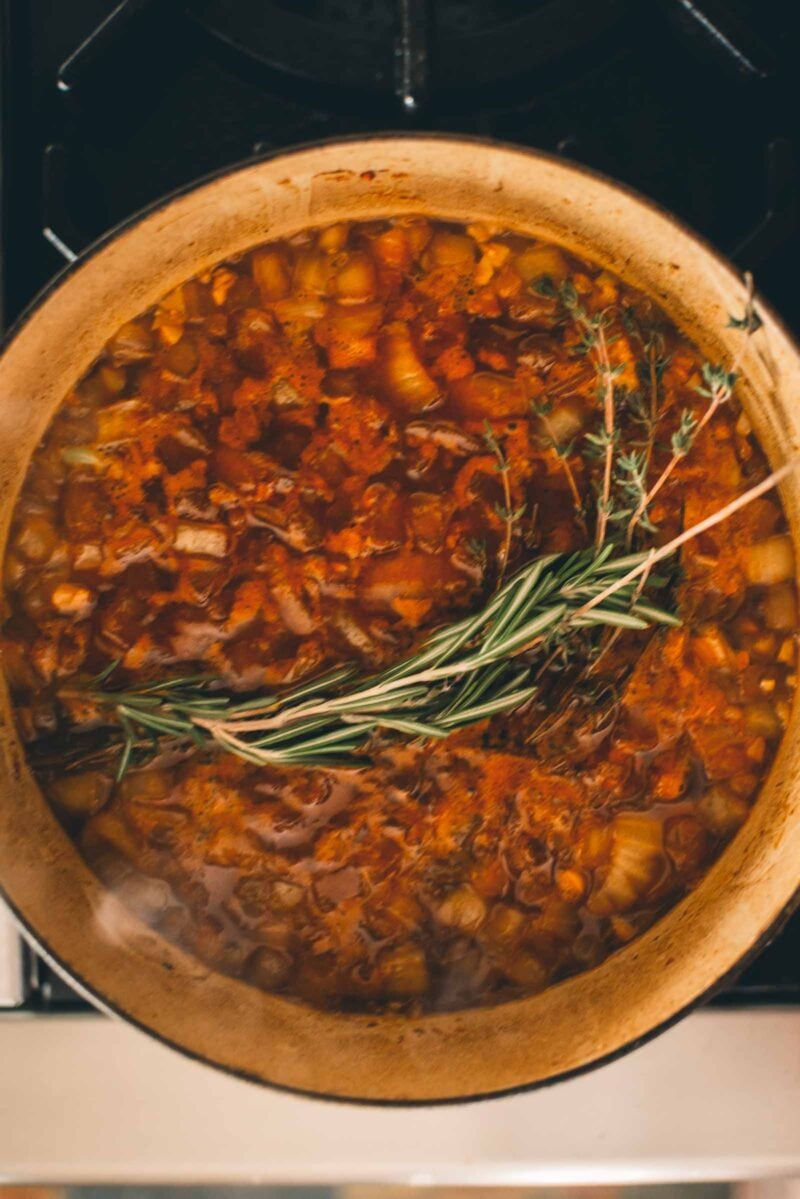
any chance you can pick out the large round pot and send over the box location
[0,136,799,1104]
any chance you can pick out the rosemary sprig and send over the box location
[77,459,793,778]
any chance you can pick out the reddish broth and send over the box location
[1,217,795,1012]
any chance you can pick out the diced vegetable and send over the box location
[252,248,292,301]
[424,231,477,271]
[106,320,153,363]
[50,581,95,619]
[485,902,525,943]
[174,523,228,558]
[48,771,111,818]
[664,816,707,873]
[13,514,58,563]
[763,582,798,631]
[99,365,126,394]
[589,813,665,915]
[451,371,527,418]
[513,243,570,285]
[692,624,737,672]
[554,867,587,904]
[744,534,795,585]
[96,400,144,446]
[504,952,548,990]
[293,249,334,296]
[163,336,199,378]
[539,399,584,444]
[381,944,429,997]
[436,885,487,932]
[698,785,750,836]
[744,701,782,739]
[211,267,238,306]
[333,252,377,304]
[244,947,292,991]
[314,301,384,369]
[380,322,440,411]
[316,223,349,253]
[360,550,460,620]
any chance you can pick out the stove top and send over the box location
[1,0,799,1011]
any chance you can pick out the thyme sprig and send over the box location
[535,271,764,553]
[531,398,589,537]
[537,276,622,548]
[482,422,524,583]
[623,273,760,547]
[77,460,792,778]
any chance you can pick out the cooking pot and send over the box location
[1,135,799,1103]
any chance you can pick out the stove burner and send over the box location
[657,0,777,77]
[187,0,630,104]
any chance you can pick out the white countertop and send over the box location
[0,1008,798,1185]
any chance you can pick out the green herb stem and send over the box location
[78,458,793,778]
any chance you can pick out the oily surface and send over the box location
[1,216,796,1013]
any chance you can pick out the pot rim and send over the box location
[2,131,799,1105]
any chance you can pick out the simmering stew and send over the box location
[1,217,795,1012]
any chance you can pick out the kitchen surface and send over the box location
[0,1008,799,1183]
[1,0,800,1184]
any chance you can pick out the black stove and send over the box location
[2,0,799,1011]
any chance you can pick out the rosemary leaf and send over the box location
[76,458,793,774]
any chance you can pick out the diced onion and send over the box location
[50,581,95,619]
[174,523,228,558]
[514,244,570,285]
[504,953,548,990]
[380,323,440,411]
[333,252,377,304]
[763,582,798,630]
[744,701,782,739]
[48,771,110,818]
[252,249,291,301]
[435,885,486,932]
[381,944,429,997]
[541,399,584,444]
[588,813,664,916]
[692,624,737,672]
[451,371,527,418]
[698,785,750,836]
[744,534,795,586]
[424,231,477,270]
[106,320,153,364]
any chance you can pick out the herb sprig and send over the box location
[623,273,760,547]
[63,273,790,778]
[536,276,623,548]
[482,422,525,583]
[78,459,792,778]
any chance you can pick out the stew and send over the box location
[1,216,795,1012]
